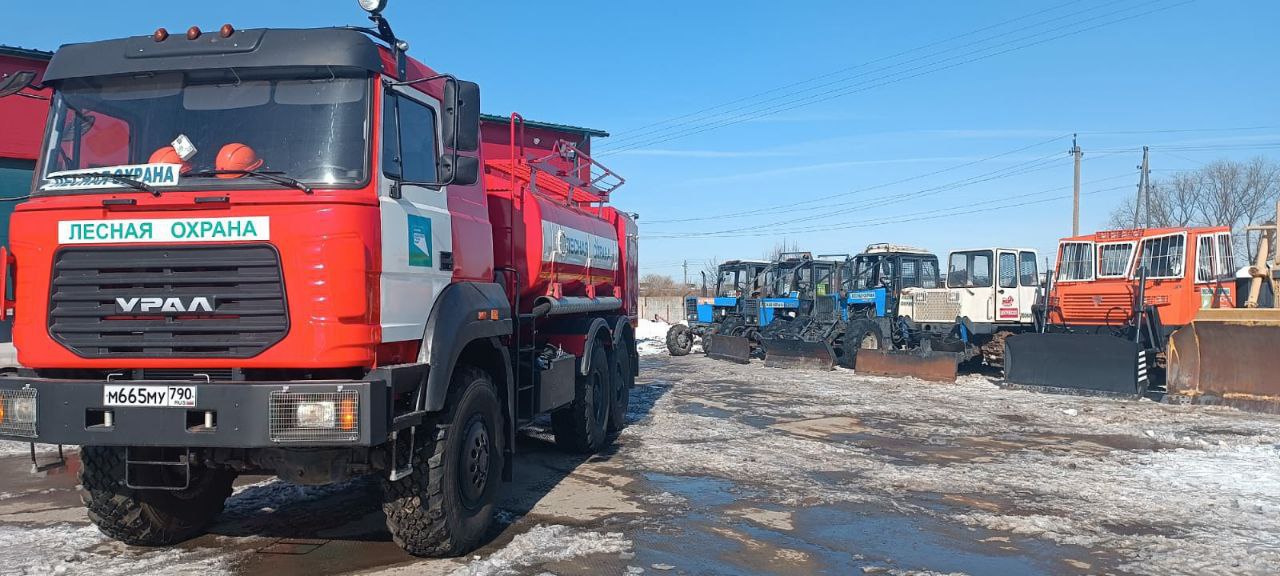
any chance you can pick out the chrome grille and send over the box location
[269,390,359,443]
[912,291,961,323]
[0,388,38,438]
[48,245,288,358]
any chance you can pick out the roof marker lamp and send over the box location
[358,0,388,15]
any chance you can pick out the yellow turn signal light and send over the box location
[338,397,357,431]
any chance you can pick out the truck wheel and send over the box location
[845,319,884,369]
[382,365,504,557]
[80,446,234,546]
[666,324,692,356]
[607,346,633,434]
[552,339,612,453]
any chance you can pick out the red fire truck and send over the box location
[0,1,638,557]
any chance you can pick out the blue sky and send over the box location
[8,1,1278,279]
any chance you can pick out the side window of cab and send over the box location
[381,91,440,183]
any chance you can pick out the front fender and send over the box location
[421,282,513,412]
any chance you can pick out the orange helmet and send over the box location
[215,143,264,178]
[147,146,191,173]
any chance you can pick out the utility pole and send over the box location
[1071,134,1082,236]
[682,260,688,288]
[1141,146,1151,228]
[1133,146,1150,228]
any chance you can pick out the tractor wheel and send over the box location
[80,446,235,546]
[382,364,504,557]
[665,324,693,356]
[552,339,613,453]
[607,345,634,435]
[844,319,884,369]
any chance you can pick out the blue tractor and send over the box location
[705,253,811,363]
[839,244,942,368]
[665,259,769,357]
[756,253,848,369]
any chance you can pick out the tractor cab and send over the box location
[757,253,848,370]
[669,259,768,358]
[845,243,940,321]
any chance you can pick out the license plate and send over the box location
[103,385,197,407]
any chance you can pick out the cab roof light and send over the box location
[186,26,202,40]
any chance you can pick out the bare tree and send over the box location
[640,273,683,297]
[1107,156,1280,263]
[763,238,803,261]
[699,257,721,295]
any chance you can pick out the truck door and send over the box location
[378,88,456,344]
[1017,251,1039,322]
[996,250,1021,323]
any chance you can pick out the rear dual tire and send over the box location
[553,340,615,452]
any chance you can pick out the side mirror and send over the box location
[439,155,479,186]
[0,71,36,98]
[442,79,480,152]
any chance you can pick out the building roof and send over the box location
[480,113,608,138]
[0,45,53,61]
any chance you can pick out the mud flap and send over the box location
[762,339,835,371]
[1003,333,1150,396]
[706,334,752,364]
[855,349,959,382]
[1167,312,1280,413]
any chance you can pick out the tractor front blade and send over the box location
[762,339,836,370]
[1167,309,1280,413]
[706,334,752,364]
[1002,333,1152,397]
[855,349,959,382]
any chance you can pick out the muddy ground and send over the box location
[2,353,1279,576]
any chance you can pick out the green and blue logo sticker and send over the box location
[408,215,433,268]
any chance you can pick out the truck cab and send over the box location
[900,247,1041,333]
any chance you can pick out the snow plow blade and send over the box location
[855,349,958,382]
[1003,333,1152,397]
[706,334,752,364]
[1167,309,1280,414]
[762,339,835,371]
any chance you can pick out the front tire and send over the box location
[666,324,693,356]
[80,446,235,546]
[552,339,613,453]
[844,319,885,369]
[382,365,505,557]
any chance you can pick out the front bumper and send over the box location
[0,377,391,448]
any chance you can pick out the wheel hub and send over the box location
[460,418,491,507]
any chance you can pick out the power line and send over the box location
[602,0,1085,146]
[647,133,1071,224]
[644,177,1133,240]
[601,0,1192,154]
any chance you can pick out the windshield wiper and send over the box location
[186,170,312,194]
[47,172,158,196]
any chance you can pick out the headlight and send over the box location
[295,401,336,429]
[358,0,388,14]
[11,397,36,424]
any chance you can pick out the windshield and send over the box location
[850,255,886,290]
[37,71,370,193]
[715,268,742,297]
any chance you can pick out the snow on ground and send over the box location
[624,355,1280,576]
[0,440,69,457]
[0,524,236,576]
[451,525,631,576]
[635,319,675,356]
